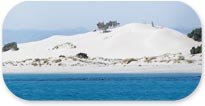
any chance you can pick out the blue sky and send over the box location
[3,1,201,44]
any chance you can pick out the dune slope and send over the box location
[3,23,200,61]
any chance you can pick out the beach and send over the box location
[3,64,201,74]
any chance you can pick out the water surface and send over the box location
[3,73,200,100]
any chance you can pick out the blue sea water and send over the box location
[3,73,200,100]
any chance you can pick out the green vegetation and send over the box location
[52,42,76,50]
[177,56,185,60]
[122,58,137,64]
[76,53,88,59]
[2,42,19,52]
[59,55,66,58]
[186,60,193,64]
[43,59,49,64]
[97,20,120,33]
[144,57,157,63]
[52,59,62,63]
[188,28,202,54]
[31,62,38,66]
[190,45,202,54]
[187,28,202,42]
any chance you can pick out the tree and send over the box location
[97,22,109,33]
[97,22,104,30]
[102,24,109,33]
[96,20,120,33]
[107,20,112,28]
[187,28,202,42]
[112,21,120,28]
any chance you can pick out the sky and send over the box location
[3,1,201,44]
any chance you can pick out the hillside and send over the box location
[3,23,201,61]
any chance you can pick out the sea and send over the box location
[3,73,201,100]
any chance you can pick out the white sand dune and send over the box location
[2,23,202,74]
[2,23,200,61]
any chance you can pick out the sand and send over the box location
[2,64,201,74]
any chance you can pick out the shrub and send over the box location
[59,55,66,58]
[144,57,156,63]
[177,56,185,60]
[43,59,49,64]
[166,59,171,63]
[187,28,201,42]
[122,58,137,64]
[190,45,202,54]
[58,63,62,66]
[52,42,76,50]
[32,62,38,66]
[2,42,19,52]
[159,60,167,63]
[186,60,193,64]
[76,53,88,59]
[34,58,41,62]
[173,59,180,63]
[52,59,62,63]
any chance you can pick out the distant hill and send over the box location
[3,27,89,45]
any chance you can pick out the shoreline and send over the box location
[2,64,202,74]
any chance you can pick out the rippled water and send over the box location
[3,73,200,100]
